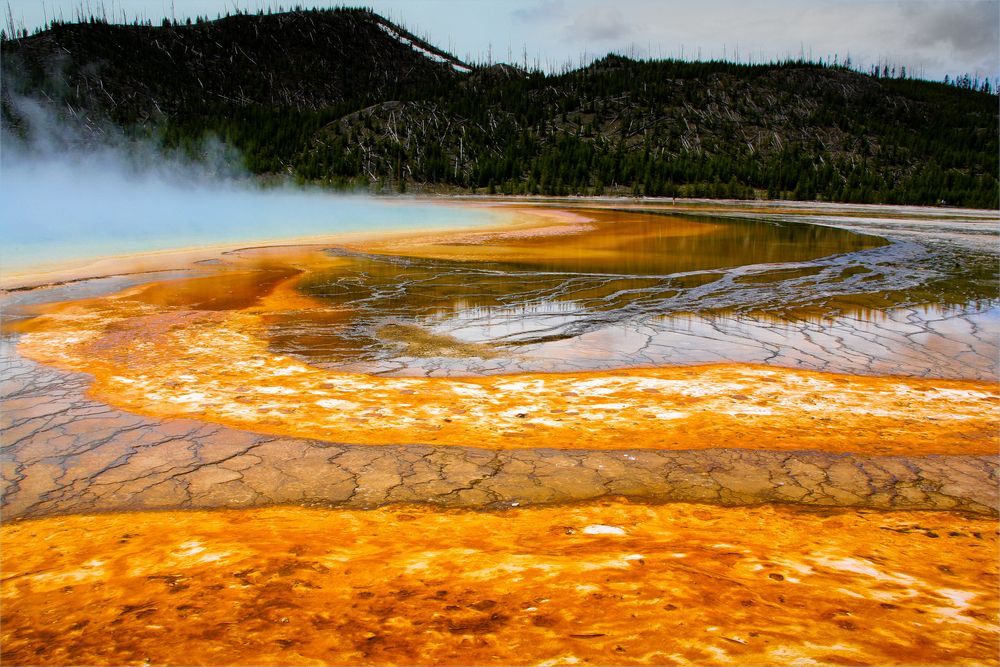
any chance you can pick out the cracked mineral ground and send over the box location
[2,200,998,665]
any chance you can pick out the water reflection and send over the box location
[273,209,996,379]
[385,209,887,276]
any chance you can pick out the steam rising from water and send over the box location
[0,99,488,274]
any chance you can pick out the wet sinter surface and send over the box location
[284,207,999,378]
[3,342,997,518]
[2,201,998,666]
[2,203,998,516]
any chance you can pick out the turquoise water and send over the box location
[0,161,495,271]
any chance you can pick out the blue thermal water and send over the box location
[0,160,494,271]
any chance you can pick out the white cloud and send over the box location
[563,6,632,42]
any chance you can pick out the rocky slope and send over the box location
[2,8,997,206]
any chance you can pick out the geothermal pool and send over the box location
[1,199,998,666]
[0,164,502,277]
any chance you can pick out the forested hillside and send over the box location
[3,7,997,207]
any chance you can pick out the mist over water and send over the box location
[0,101,492,274]
[0,158,487,271]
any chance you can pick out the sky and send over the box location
[5,0,998,81]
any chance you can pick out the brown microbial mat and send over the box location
[2,501,997,666]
